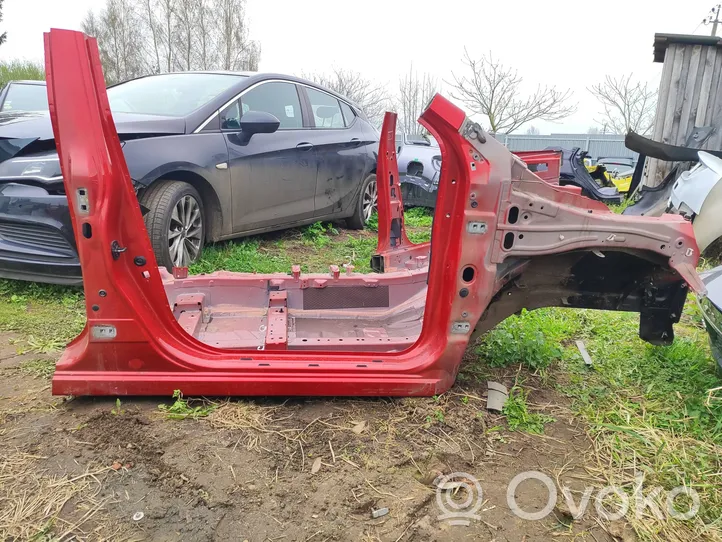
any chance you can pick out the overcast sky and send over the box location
[0,0,717,132]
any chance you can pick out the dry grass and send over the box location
[0,451,117,541]
[208,401,293,450]
[582,416,722,542]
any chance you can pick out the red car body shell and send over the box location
[45,29,703,397]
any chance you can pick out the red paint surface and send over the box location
[45,30,702,397]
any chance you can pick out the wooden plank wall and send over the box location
[646,42,722,185]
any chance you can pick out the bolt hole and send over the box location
[522,214,529,220]
[519,234,524,239]
[462,266,475,282]
[660,244,666,250]
[503,232,515,250]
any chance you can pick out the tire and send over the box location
[139,180,205,271]
[347,173,377,230]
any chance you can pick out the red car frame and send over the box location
[47,29,703,397]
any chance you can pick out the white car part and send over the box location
[692,174,722,253]
[669,151,722,253]
[669,151,722,215]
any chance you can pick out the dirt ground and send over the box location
[0,332,624,542]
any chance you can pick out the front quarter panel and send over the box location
[122,133,231,235]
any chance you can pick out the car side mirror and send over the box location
[240,111,280,135]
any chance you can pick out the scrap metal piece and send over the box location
[575,340,593,366]
[625,128,717,162]
[486,382,508,413]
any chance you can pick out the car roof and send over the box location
[111,71,363,112]
[6,80,46,86]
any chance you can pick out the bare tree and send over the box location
[448,49,576,134]
[525,125,540,135]
[83,0,260,82]
[173,0,196,70]
[396,65,438,134]
[588,74,657,136]
[82,0,147,84]
[215,0,260,71]
[305,68,389,126]
[0,0,8,47]
[195,0,216,70]
[142,0,162,73]
[156,0,176,72]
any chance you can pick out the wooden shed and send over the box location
[646,33,722,185]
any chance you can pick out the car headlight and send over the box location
[0,154,63,181]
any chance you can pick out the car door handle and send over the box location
[348,137,361,147]
[296,142,313,150]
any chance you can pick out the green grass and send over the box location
[476,309,569,371]
[466,302,722,540]
[564,308,722,540]
[158,389,217,420]
[18,358,55,379]
[191,210,432,275]
[0,60,45,88]
[0,280,84,353]
[503,384,555,434]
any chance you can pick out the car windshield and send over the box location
[1,83,48,112]
[107,73,246,117]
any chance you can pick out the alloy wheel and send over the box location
[168,195,203,267]
[363,179,378,222]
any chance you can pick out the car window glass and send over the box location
[2,84,49,112]
[306,87,344,128]
[240,82,302,129]
[220,101,242,130]
[340,101,356,127]
[108,73,245,117]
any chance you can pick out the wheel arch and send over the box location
[146,170,223,243]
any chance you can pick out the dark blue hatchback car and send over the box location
[0,72,379,284]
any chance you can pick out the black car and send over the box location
[0,72,379,284]
[0,80,48,112]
